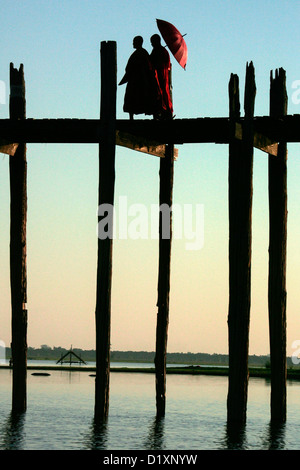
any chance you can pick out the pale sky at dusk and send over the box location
[1,0,300,356]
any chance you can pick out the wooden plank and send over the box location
[254,115,300,142]
[0,118,102,143]
[0,140,18,156]
[116,129,166,157]
[117,118,231,144]
[0,117,230,144]
[94,41,117,423]
[0,126,178,159]
[268,68,287,423]
[235,122,278,156]
[254,132,278,156]
[0,115,300,145]
[227,62,255,424]
[116,130,178,159]
[9,63,28,413]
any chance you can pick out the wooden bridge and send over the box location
[1,41,296,426]
[1,113,300,151]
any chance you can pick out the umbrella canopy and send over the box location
[156,19,187,70]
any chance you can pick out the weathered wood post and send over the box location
[9,63,28,413]
[154,59,175,418]
[227,62,255,424]
[155,143,174,417]
[268,68,287,423]
[94,41,117,422]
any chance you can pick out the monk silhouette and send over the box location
[119,36,161,120]
[150,34,173,119]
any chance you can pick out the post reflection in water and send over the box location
[144,416,165,450]
[221,419,287,450]
[2,411,26,450]
[222,422,247,450]
[84,418,109,450]
[263,421,286,450]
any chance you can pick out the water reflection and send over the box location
[1,411,26,450]
[263,421,286,450]
[84,418,109,450]
[222,422,247,450]
[144,416,165,449]
[220,419,287,450]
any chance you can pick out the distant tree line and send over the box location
[4,345,297,367]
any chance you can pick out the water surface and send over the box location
[0,368,299,450]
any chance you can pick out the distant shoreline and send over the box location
[1,364,300,380]
[5,347,298,368]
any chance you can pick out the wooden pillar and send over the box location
[94,41,116,422]
[155,143,174,417]
[268,68,287,423]
[9,63,27,413]
[227,62,256,424]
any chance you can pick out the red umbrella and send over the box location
[156,19,187,70]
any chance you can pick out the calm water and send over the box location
[0,366,299,450]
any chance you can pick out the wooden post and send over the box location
[227,62,256,424]
[9,63,27,413]
[94,41,116,422]
[268,68,287,423]
[154,65,174,417]
[155,143,174,417]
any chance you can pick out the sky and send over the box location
[1,0,300,356]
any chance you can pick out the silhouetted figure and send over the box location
[150,34,173,119]
[119,36,160,120]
